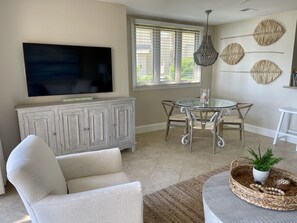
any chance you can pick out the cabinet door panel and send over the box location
[87,107,109,149]
[59,109,87,153]
[112,103,133,143]
[21,110,58,155]
[17,97,136,155]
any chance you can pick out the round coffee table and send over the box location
[202,171,297,223]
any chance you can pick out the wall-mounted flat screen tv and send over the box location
[22,43,113,97]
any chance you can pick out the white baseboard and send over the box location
[136,122,297,145]
[245,124,275,138]
[135,122,166,134]
[245,124,297,144]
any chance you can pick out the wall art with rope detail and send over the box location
[220,43,244,65]
[250,60,282,84]
[219,19,285,85]
[220,60,282,85]
[220,43,284,65]
[220,19,286,46]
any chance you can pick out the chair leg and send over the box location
[165,121,170,141]
[213,125,217,154]
[241,124,245,146]
[189,124,193,152]
[239,123,242,140]
[273,111,285,145]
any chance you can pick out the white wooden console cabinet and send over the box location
[16,97,135,156]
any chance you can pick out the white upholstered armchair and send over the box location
[6,135,143,223]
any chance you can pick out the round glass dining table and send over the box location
[176,98,237,153]
[176,98,236,110]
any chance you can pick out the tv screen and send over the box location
[22,43,113,97]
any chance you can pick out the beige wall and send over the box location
[212,10,297,137]
[130,71,212,128]
[0,0,129,158]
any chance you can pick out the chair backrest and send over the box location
[232,103,253,120]
[6,135,67,221]
[190,109,218,129]
[161,100,177,118]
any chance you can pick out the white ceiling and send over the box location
[98,0,297,25]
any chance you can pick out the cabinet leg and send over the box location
[131,145,136,152]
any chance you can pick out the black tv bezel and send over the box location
[22,42,113,97]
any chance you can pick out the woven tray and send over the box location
[229,160,297,211]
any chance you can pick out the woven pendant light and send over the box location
[194,10,218,66]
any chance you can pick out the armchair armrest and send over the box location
[32,181,143,223]
[57,148,122,181]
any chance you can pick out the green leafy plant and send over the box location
[242,145,283,171]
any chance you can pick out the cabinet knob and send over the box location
[53,132,57,136]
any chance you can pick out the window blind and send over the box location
[133,21,201,88]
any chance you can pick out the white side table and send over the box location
[273,107,297,151]
[203,171,297,223]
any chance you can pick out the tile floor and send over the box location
[1,128,296,222]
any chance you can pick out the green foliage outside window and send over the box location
[136,64,153,83]
[169,57,194,81]
[181,57,194,80]
[136,57,195,83]
[137,73,153,83]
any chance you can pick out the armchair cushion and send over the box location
[67,172,130,193]
[57,148,122,181]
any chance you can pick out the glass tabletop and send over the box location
[176,98,237,109]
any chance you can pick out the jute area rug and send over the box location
[143,165,229,223]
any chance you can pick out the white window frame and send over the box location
[131,18,204,91]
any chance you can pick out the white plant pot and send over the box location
[252,167,269,185]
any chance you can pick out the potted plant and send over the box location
[243,145,283,184]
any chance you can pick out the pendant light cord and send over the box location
[205,10,212,36]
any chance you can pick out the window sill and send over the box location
[132,83,201,91]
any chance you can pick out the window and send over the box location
[132,19,203,89]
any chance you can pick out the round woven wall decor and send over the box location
[250,60,282,84]
[220,43,244,65]
[253,20,285,46]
